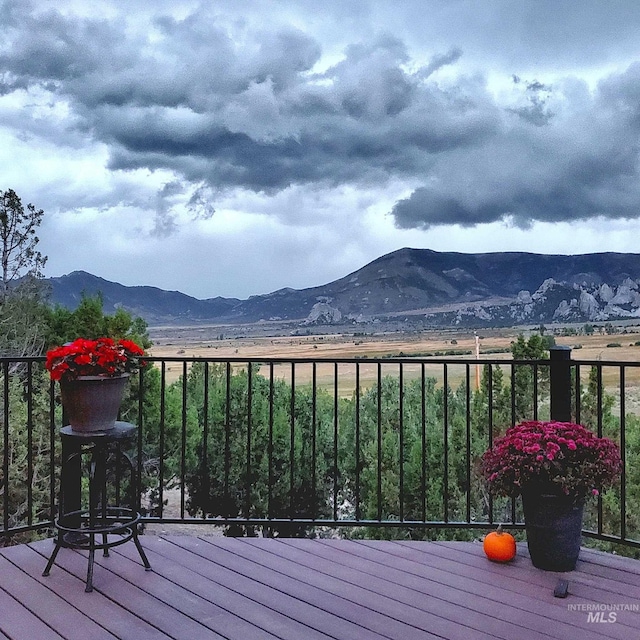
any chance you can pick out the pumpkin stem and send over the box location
[497,523,504,535]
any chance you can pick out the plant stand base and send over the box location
[42,422,151,592]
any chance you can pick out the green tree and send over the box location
[184,363,336,536]
[0,190,52,543]
[579,366,615,433]
[510,334,551,422]
[45,294,151,349]
[0,189,46,303]
[0,285,50,359]
[471,363,512,438]
[573,367,635,555]
[337,371,485,541]
[0,190,49,358]
[0,367,55,545]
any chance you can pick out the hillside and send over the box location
[45,248,640,328]
[47,271,240,325]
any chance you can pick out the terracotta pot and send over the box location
[60,374,129,433]
[522,489,585,572]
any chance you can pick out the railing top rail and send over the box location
[2,352,640,367]
[142,354,640,367]
[144,355,519,364]
[0,356,45,364]
[13,348,638,379]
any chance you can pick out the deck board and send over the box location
[269,539,611,640]
[233,537,531,640]
[0,552,116,640]
[117,537,335,640]
[1,535,639,640]
[144,536,391,640]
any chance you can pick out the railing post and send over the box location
[550,345,572,422]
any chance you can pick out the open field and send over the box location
[148,326,640,403]
[148,324,640,361]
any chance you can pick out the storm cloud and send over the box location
[3,9,489,195]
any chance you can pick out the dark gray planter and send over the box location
[522,490,585,572]
[60,374,129,433]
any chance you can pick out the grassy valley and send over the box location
[148,324,640,396]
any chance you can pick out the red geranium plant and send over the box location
[45,337,146,381]
[481,420,622,499]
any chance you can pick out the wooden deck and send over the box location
[1,535,639,639]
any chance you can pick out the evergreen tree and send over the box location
[0,189,46,303]
[45,293,151,348]
[184,362,336,536]
[0,369,54,545]
[0,190,49,359]
[510,334,551,421]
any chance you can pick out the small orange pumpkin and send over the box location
[483,525,516,563]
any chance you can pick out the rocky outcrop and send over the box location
[579,290,599,317]
[304,302,343,325]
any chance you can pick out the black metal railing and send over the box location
[2,347,640,551]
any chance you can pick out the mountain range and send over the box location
[45,248,640,328]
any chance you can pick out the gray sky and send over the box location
[3,0,640,299]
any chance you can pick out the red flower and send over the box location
[45,337,147,381]
[119,339,145,355]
